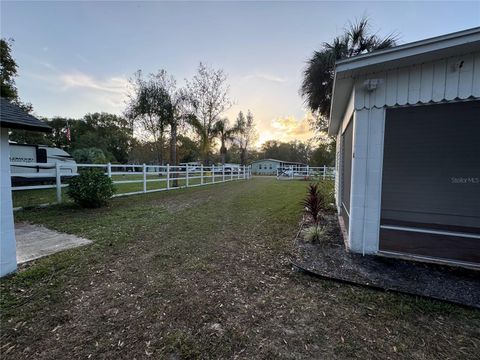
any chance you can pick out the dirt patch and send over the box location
[292,214,480,308]
[2,179,479,359]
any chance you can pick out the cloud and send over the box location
[242,73,287,83]
[59,72,128,94]
[256,114,314,146]
[23,65,130,116]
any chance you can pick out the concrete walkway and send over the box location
[16,222,92,264]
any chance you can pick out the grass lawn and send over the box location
[12,173,228,208]
[1,178,479,359]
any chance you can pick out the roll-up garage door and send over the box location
[341,119,353,232]
[380,100,480,264]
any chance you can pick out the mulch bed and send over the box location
[291,214,480,309]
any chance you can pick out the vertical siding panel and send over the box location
[458,53,474,99]
[432,59,447,102]
[408,65,421,104]
[385,69,398,106]
[374,72,387,108]
[419,62,434,103]
[445,57,460,100]
[396,67,410,105]
[354,78,365,110]
[473,52,480,97]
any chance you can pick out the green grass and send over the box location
[12,173,234,208]
[1,178,479,359]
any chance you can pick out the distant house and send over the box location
[0,98,51,277]
[250,159,307,175]
[329,28,480,266]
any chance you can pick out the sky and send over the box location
[1,1,479,146]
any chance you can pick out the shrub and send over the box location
[67,170,115,208]
[317,180,335,212]
[302,183,324,224]
[303,225,326,243]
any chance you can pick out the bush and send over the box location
[67,170,115,208]
[303,225,326,243]
[302,183,324,224]
[317,180,335,212]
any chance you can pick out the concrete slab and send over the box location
[16,222,92,264]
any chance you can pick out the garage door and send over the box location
[380,101,480,264]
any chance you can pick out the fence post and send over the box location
[238,167,240,180]
[143,163,147,193]
[107,162,112,178]
[243,165,245,179]
[201,164,204,185]
[212,165,215,183]
[323,165,326,180]
[222,165,225,182]
[55,162,62,203]
[167,164,170,190]
[186,164,189,187]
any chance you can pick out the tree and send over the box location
[0,38,18,101]
[310,142,335,167]
[186,63,232,164]
[0,38,32,113]
[234,110,257,165]
[213,118,238,164]
[126,70,172,164]
[261,140,312,164]
[301,18,397,133]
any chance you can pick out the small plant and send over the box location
[303,225,325,243]
[301,183,324,224]
[67,169,116,208]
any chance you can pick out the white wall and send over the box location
[347,107,385,254]
[0,128,17,276]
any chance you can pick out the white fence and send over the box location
[11,162,252,206]
[276,166,335,180]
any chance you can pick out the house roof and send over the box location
[329,27,480,135]
[251,158,307,165]
[0,98,51,132]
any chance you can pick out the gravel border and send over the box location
[291,215,480,309]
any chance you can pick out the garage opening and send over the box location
[380,101,480,264]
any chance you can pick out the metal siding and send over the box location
[396,67,410,105]
[445,57,460,100]
[385,69,398,106]
[353,52,480,110]
[408,65,421,104]
[472,52,480,97]
[419,62,434,102]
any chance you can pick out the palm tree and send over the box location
[301,18,397,130]
[213,118,238,165]
[186,114,217,165]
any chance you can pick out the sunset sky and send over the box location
[1,1,479,146]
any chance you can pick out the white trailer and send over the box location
[10,143,77,183]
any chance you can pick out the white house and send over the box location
[251,159,307,175]
[0,98,51,277]
[329,28,480,267]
